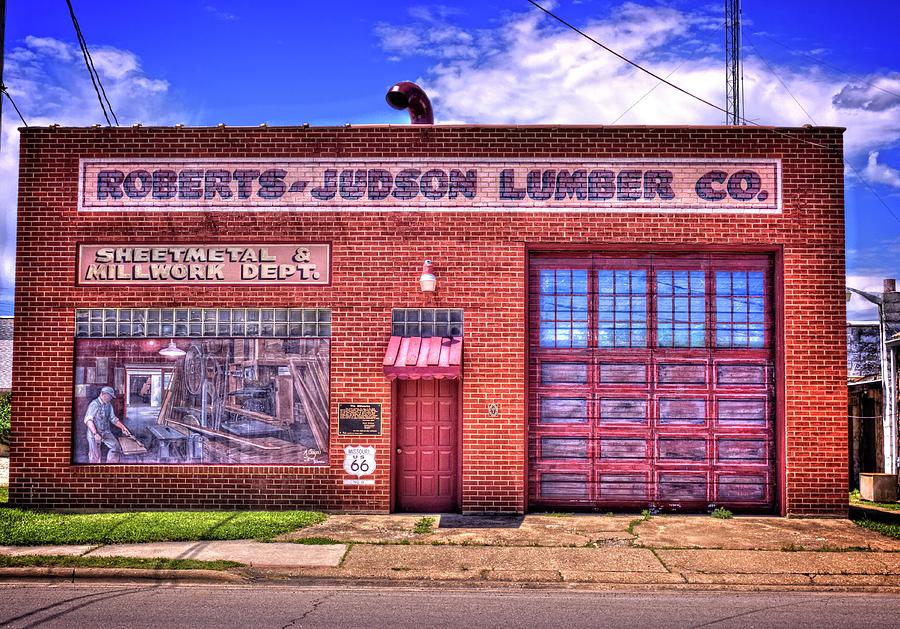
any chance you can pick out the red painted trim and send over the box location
[774,246,787,516]
[456,374,464,513]
[390,378,397,514]
[523,247,532,514]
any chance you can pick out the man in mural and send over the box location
[83,386,133,463]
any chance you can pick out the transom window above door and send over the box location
[534,256,771,351]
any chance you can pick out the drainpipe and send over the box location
[848,284,895,473]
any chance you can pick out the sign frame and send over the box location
[78,157,783,214]
[75,241,331,286]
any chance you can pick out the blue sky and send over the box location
[3,0,900,319]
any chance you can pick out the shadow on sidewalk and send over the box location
[438,515,525,529]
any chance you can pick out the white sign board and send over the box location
[343,445,376,484]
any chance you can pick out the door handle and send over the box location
[396,448,403,454]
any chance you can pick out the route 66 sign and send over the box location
[343,446,376,477]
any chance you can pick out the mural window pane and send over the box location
[598,269,647,348]
[715,271,766,348]
[539,269,589,348]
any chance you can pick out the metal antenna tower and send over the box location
[725,0,743,124]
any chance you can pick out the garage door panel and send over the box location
[716,397,770,427]
[539,360,591,386]
[716,473,770,502]
[598,362,648,386]
[658,397,708,425]
[599,437,650,460]
[539,396,590,424]
[716,438,769,464]
[530,253,776,513]
[540,436,590,460]
[600,473,651,500]
[657,437,708,462]
[657,362,708,386]
[598,397,648,425]
[539,472,591,500]
[656,472,709,501]
[716,362,772,387]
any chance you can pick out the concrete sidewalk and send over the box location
[2,513,900,590]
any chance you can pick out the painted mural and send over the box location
[72,338,329,465]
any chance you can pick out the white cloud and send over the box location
[375,2,900,158]
[203,5,236,21]
[0,36,188,312]
[863,152,900,189]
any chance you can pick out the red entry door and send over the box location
[395,379,459,512]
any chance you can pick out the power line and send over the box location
[65,0,118,126]
[526,1,900,225]
[525,1,834,153]
[0,84,27,127]
[610,60,686,125]
[749,44,818,124]
[752,32,900,101]
[526,1,733,121]
[750,44,900,226]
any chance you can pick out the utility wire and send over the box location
[0,85,28,127]
[65,0,118,126]
[527,1,731,120]
[749,44,818,124]
[751,44,900,225]
[752,33,900,101]
[526,1,900,224]
[525,0,835,152]
[610,60,686,125]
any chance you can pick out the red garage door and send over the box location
[528,253,777,512]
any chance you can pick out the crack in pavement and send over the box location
[281,591,336,629]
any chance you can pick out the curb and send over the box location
[0,567,247,584]
[850,504,900,524]
[238,570,900,593]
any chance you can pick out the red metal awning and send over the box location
[383,336,462,380]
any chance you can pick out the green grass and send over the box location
[413,516,436,535]
[850,489,900,511]
[711,507,733,519]
[0,508,326,546]
[0,554,242,571]
[854,518,900,540]
[290,536,343,545]
[626,510,652,536]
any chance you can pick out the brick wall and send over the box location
[9,125,847,515]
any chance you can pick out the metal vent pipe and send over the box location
[385,81,434,125]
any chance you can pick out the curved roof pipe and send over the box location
[385,81,434,125]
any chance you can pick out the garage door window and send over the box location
[598,270,647,348]
[715,271,766,348]
[657,270,706,348]
[539,269,589,348]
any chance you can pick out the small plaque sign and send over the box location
[338,403,382,436]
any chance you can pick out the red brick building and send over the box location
[9,124,847,516]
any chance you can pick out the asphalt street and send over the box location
[1,584,900,628]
